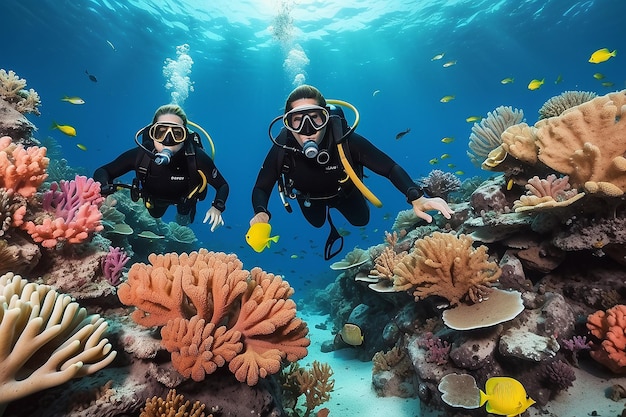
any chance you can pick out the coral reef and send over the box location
[118,249,310,386]
[101,246,130,286]
[467,105,524,167]
[587,304,626,374]
[416,169,461,200]
[538,90,597,120]
[513,174,585,212]
[0,69,41,116]
[280,361,334,417]
[0,136,49,198]
[140,389,215,417]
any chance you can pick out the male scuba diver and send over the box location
[249,85,453,259]
[93,104,228,230]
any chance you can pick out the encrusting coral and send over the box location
[118,249,310,386]
[393,232,501,305]
[586,304,626,374]
[0,272,117,406]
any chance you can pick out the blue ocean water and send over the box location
[1,0,623,297]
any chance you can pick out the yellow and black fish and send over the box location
[338,323,364,346]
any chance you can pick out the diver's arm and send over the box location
[250,146,282,221]
[93,148,138,191]
[196,150,228,231]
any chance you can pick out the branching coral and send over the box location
[282,361,334,417]
[0,136,49,198]
[416,169,461,200]
[0,69,41,115]
[513,174,585,212]
[0,272,116,405]
[538,90,597,120]
[140,389,212,417]
[393,232,501,305]
[586,304,626,374]
[118,249,310,386]
[467,105,524,167]
[101,246,130,286]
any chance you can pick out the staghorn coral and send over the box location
[467,105,524,167]
[118,249,310,386]
[282,361,334,417]
[416,169,461,200]
[0,136,49,198]
[0,69,41,116]
[369,245,407,282]
[513,174,585,212]
[101,246,130,286]
[586,304,626,374]
[538,90,597,120]
[535,89,626,196]
[140,389,210,417]
[0,272,116,405]
[393,232,501,305]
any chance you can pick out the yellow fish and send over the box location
[447,163,456,168]
[593,72,605,80]
[455,170,464,176]
[245,222,279,252]
[479,377,535,416]
[588,48,616,64]
[602,81,615,87]
[442,60,457,67]
[441,136,455,144]
[500,77,514,84]
[338,323,364,346]
[527,78,544,90]
[431,52,445,61]
[429,158,439,165]
[466,116,483,123]
[440,153,451,159]
[555,74,563,84]
[61,96,85,105]
[290,254,298,259]
[76,143,87,151]
[51,121,77,136]
[440,95,455,103]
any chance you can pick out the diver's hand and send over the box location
[203,206,224,232]
[411,196,454,223]
[249,212,270,226]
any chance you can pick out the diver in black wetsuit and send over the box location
[249,85,454,259]
[93,104,229,230]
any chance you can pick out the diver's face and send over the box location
[289,98,327,148]
[153,113,185,153]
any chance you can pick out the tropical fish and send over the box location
[593,72,605,80]
[76,143,87,151]
[507,178,514,190]
[555,74,563,84]
[455,170,464,176]
[479,377,535,416]
[61,96,85,105]
[431,52,445,61]
[466,116,483,123]
[429,158,439,165]
[441,136,455,144]
[602,81,615,87]
[440,153,451,159]
[290,254,298,259]
[372,89,380,96]
[440,95,455,103]
[527,78,544,90]
[395,128,411,140]
[447,163,456,168]
[588,48,616,64]
[85,69,98,82]
[338,323,364,346]
[442,60,457,67]
[51,121,77,136]
[245,222,279,252]
[500,77,514,84]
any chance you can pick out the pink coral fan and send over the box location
[21,175,104,248]
[101,246,130,286]
[0,136,49,198]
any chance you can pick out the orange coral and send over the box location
[586,304,626,374]
[0,136,49,198]
[393,232,501,305]
[118,249,310,386]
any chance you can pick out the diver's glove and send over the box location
[249,211,270,226]
[411,196,454,223]
[203,206,224,232]
[100,183,118,196]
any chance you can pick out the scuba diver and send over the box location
[249,85,454,260]
[93,104,228,230]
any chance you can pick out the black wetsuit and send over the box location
[251,127,423,228]
[93,141,228,223]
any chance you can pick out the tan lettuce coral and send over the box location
[393,232,501,306]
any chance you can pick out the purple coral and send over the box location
[542,360,576,392]
[101,246,130,286]
[417,332,450,365]
[417,169,461,200]
[562,335,591,352]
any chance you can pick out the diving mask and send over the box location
[149,121,187,145]
[283,105,330,134]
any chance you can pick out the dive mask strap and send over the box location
[324,208,344,261]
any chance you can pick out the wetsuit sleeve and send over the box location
[196,149,229,212]
[348,133,423,203]
[93,148,138,185]
[251,146,283,219]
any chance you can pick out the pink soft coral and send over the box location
[586,304,626,374]
[0,136,49,198]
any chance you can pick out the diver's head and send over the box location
[284,86,329,159]
[149,105,188,154]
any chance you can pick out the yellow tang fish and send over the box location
[442,60,457,67]
[588,48,616,64]
[593,72,605,80]
[431,52,445,61]
[455,170,464,176]
[440,153,451,159]
[527,78,544,90]
[500,77,514,84]
[441,136,455,144]
[338,323,364,346]
[61,96,85,105]
[440,95,455,103]
[51,121,77,136]
[479,377,535,416]
[466,116,483,123]
[245,222,279,252]
[429,158,439,165]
